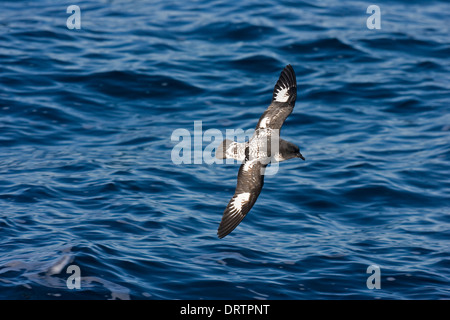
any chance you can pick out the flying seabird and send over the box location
[216,64,305,238]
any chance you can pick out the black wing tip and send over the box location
[285,64,294,73]
[217,214,243,238]
[217,226,237,238]
[217,224,232,238]
[217,206,248,238]
[217,230,228,239]
[280,64,296,86]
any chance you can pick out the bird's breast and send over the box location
[248,129,280,161]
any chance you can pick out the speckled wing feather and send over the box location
[217,160,266,238]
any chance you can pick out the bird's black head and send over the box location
[281,141,305,161]
[292,145,305,160]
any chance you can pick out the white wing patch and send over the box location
[230,192,250,213]
[259,116,270,128]
[274,87,289,102]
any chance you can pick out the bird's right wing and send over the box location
[217,160,266,238]
[255,64,297,131]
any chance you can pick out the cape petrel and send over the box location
[216,64,305,238]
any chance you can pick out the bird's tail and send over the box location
[215,139,234,159]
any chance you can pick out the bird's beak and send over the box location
[297,153,305,160]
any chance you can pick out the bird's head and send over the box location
[280,141,305,161]
[292,145,305,161]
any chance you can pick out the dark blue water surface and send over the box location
[1,0,449,300]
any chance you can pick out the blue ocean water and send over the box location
[0,0,449,300]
